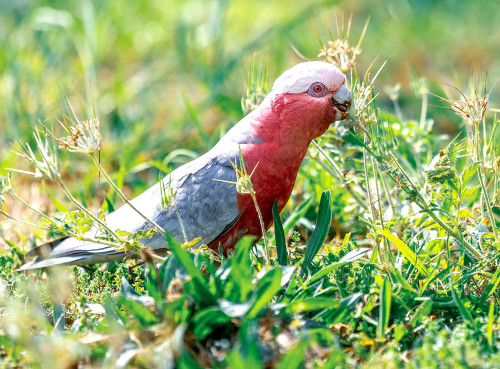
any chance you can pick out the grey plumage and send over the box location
[18,118,256,270]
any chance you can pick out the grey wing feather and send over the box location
[19,147,241,270]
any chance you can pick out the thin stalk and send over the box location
[371,156,393,268]
[377,165,396,216]
[90,154,166,236]
[250,193,270,268]
[392,99,403,123]
[8,191,57,224]
[474,123,498,239]
[56,177,120,240]
[312,140,368,210]
[419,93,428,130]
[363,147,377,223]
[0,210,38,227]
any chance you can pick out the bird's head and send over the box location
[258,61,351,144]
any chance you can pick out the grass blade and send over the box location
[487,301,495,351]
[272,201,288,266]
[451,284,476,329]
[377,277,392,339]
[302,190,332,271]
[478,265,500,305]
[375,226,429,276]
[246,267,282,319]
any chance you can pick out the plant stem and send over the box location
[377,165,397,217]
[90,154,166,236]
[419,92,428,130]
[56,177,121,240]
[0,210,38,227]
[312,140,368,210]
[363,148,377,224]
[474,123,498,240]
[8,191,57,224]
[250,192,270,268]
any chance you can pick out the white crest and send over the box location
[272,61,345,94]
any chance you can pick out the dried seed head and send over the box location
[410,76,428,97]
[318,39,361,74]
[57,118,101,154]
[314,12,369,74]
[344,60,386,130]
[9,131,61,180]
[431,75,492,126]
[384,83,401,102]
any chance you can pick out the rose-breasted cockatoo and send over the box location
[19,61,351,270]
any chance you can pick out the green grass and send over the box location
[1,0,500,368]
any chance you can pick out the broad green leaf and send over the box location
[117,296,159,326]
[276,340,309,369]
[302,190,332,271]
[410,299,433,327]
[246,267,282,319]
[451,285,476,330]
[184,277,217,306]
[377,277,392,339]
[375,227,429,276]
[192,308,231,340]
[487,301,495,350]
[461,161,480,184]
[272,201,288,266]
[221,238,254,302]
[283,297,340,315]
[165,232,205,283]
[308,262,347,285]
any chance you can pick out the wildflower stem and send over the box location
[473,123,498,240]
[250,192,270,268]
[419,92,428,130]
[8,191,57,225]
[363,147,377,224]
[312,140,368,210]
[90,154,166,237]
[377,165,396,216]
[56,177,121,240]
[0,209,38,227]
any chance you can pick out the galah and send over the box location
[19,61,351,270]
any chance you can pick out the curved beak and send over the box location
[331,85,352,119]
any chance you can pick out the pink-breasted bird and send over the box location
[19,61,351,270]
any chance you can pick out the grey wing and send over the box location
[18,144,242,270]
[104,152,240,249]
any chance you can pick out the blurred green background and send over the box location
[1,0,499,191]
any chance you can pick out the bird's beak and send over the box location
[331,85,352,120]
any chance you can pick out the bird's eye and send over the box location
[308,82,328,97]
